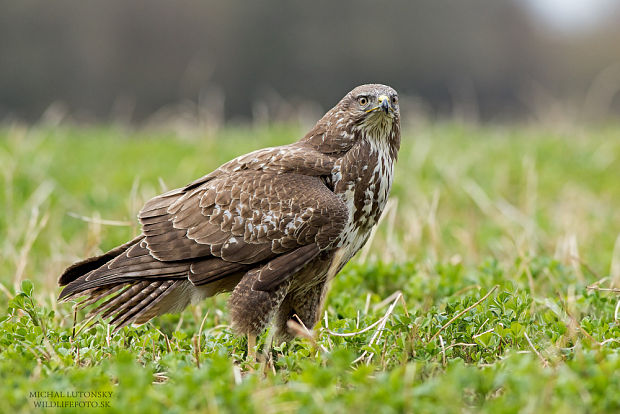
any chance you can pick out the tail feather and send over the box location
[75,285,127,310]
[58,238,191,300]
[91,281,152,319]
[71,279,196,332]
[57,237,189,329]
[110,280,177,330]
[58,236,143,286]
[58,234,244,331]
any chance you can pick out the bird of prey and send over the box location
[58,84,401,350]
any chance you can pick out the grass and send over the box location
[0,122,619,413]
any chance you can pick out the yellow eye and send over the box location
[358,96,368,106]
[392,96,398,105]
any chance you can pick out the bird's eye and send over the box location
[392,96,398,105]
[358,96,368,106]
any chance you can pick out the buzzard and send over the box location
[58,84,401,351]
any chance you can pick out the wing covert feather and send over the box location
[139,168,347,268]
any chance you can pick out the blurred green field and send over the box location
[1,123,619,413]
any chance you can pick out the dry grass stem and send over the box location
[363,293,371,315]
[67,212,132,227]
[0,282,12,299]
[445,342,477,350]
[349,292,402,365]
[611,234,620,287]
[586,286,620,293]
[153,372,169,384]
[373,290,403,311]
[197,310,210,353]
[429,285,498,342]
[324,315,387,338]
[472,328,495,340]
[232,365,242,385]
[193,335,200,368]
[524,331,549,367]
[325,292,403,339]
[14,207,49,288]
[439,335,446,366]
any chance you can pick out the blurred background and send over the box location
[1,0,620,126]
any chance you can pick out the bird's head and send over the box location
[346,84,399,140]
[303,84,400,156]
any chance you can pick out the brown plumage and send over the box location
[58,84,401,342]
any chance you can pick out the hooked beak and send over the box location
[378,95,390,114]
[366,95,392,114]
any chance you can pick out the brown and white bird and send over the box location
[58,84,401,348]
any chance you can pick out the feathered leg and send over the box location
[273,281,329,343]
[229,269,292,359]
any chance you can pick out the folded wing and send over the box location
[59,164,347,301]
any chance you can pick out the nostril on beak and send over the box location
[379,98,390,113]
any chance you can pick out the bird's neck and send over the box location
[332,133,398,229]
